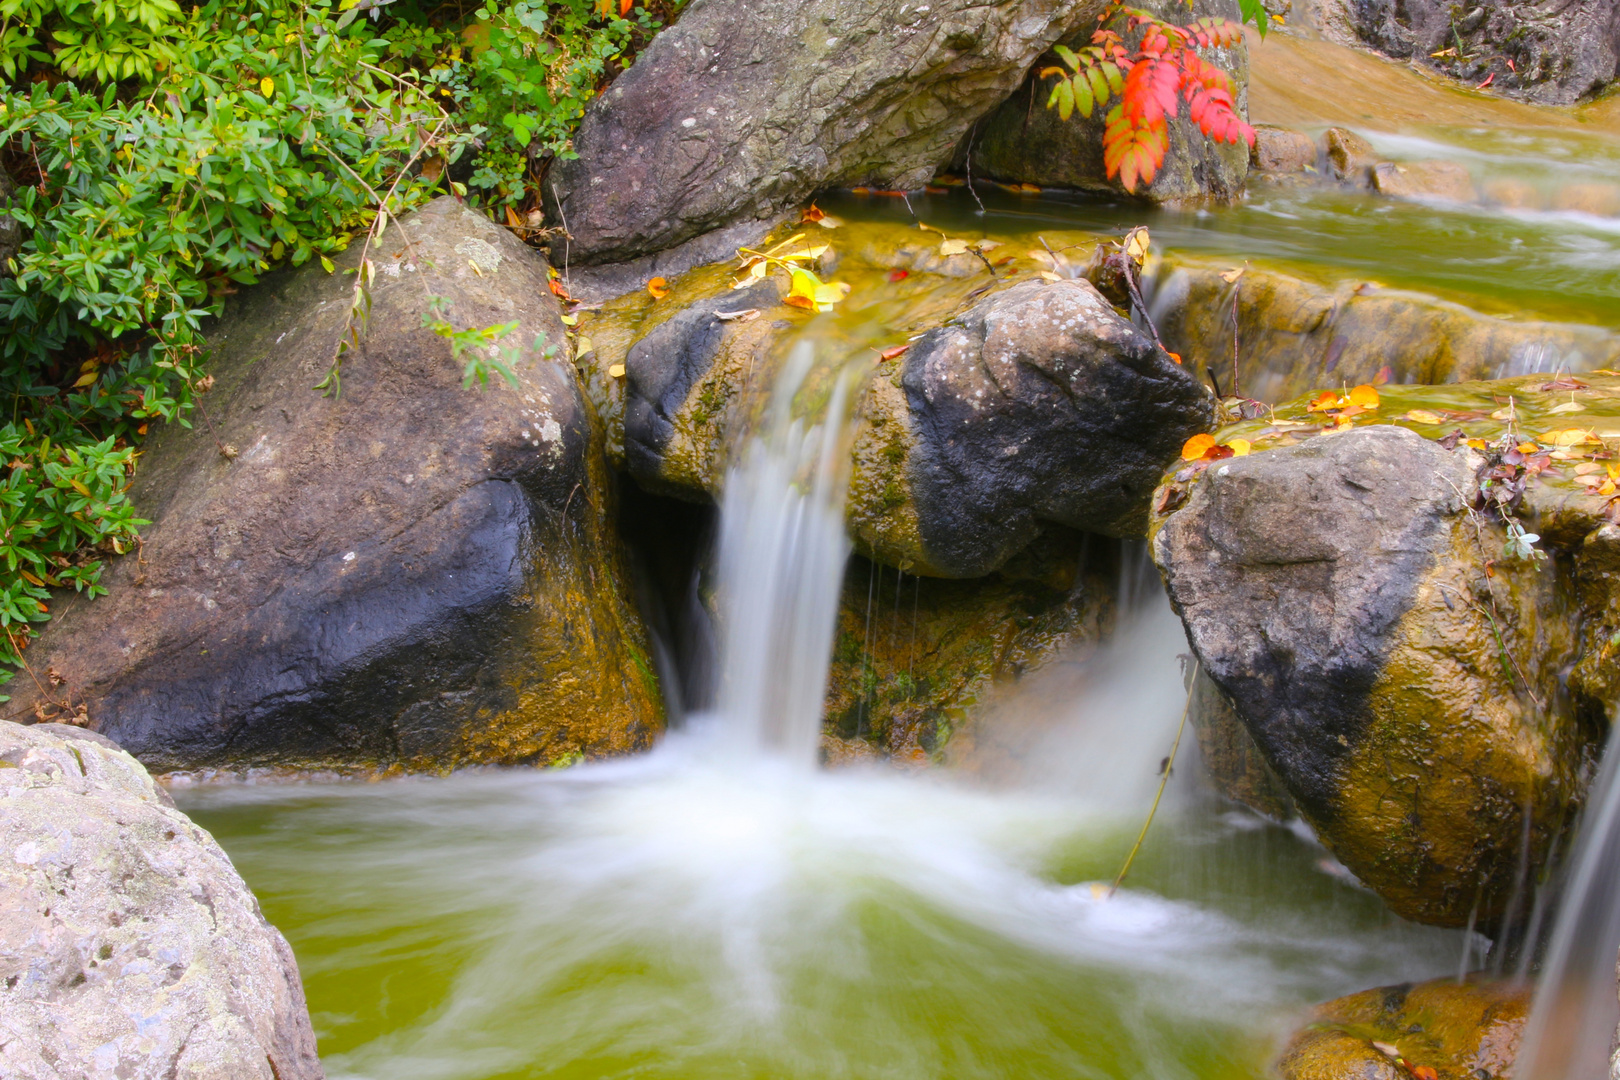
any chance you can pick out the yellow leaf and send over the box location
[1347,384,1379,409]
[1220,267,1244,284]
[1550,400,1584,414]
[1491,407,1515,421]
[1181,433,1216,460]
[1402,409,1444,424]
[780,245,830,262]
[1543,428,1597,446]
[608,363,626,378]
[260,77,274,98]
[1125,229,1150,261]
[814,215,843,229]
[1603,479,1617,496]
[1225,438,1252,456]
[1038,271,1063,282]
[812,280,851,311]
[575,336,594,359]
[18,569,42,587]
[785,268,851,312]
[1466,438,1489,450]
[559,314,578,326]
[939,238,970,257]
[72,371,98,389]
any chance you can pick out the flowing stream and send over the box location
[176,88,1620,1079]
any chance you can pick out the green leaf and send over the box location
[1052,44,1080,71]
[1056,78,1075,120]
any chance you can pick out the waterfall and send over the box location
[712,342,862,765]
[1517,724,1620,1080]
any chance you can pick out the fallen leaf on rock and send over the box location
[1155,484,1188,515]
[1182,433,1216,460]
[1039,271,1063,282]
[1410,1067,1438,1080]
[888,269,909,282]
[714,309,760,322]
[1542,377,1588,391]
[1220,267,1244,283]
[575,336,594,359]
[1226,438,1252,456]
[1403,409,1445,424]
[1166,351,1182,365]
[879,344,909,361]
[1371,1042,1400,1059]
[608,363,625,378]
[1575,462,1605,476]
[939,238,971,257]
[1306,391,1339,412]
[647,277,670,299]
[784,268,851,312]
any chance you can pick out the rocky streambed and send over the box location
[5,3,1620,1077]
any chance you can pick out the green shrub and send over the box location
[0,0,673,695]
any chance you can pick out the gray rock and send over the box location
[1330,0,1618,105]
[0,721,321,1080]
[1250,125,1317,173]
[544,0,1111,265]
[902,278,1215,576]
[13,196,662,772]
[963,0,1251,202]
[1153,425,1593,925]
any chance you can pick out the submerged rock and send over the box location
[1371,160,1478,203]
[17,197,661,772]
[1278,976,1529,1080]
[544,0,1110,266]
[1154,423,1595,925]
[964,0,1251,203]
[0,721,321,1080]
[1251,125,1317,174]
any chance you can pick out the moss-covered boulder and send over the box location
[1152,374,1620,924]
[13,197,661,773]
[962,0,1251,203]
[1278,977,1529,1080]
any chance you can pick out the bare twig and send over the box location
[1110,660,1198,895]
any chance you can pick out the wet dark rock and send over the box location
[15,196,661,772]
[0,721,322,1080]
[1329,0,1620,106]
[963,0,1251,203]
[900,278,1215,576]
[1153,425,1591,925]
[544,0,1110,265]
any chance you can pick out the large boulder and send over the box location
[543,0,1110,266]
[1322,0,1619,105]
[0,721,321,1079]
[14,197,661,773]
[597,253,1214,577]
[1153,423,1594,925]
[964,0,1251,202]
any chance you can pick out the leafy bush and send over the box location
[0,0,672,694]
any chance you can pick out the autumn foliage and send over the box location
[1041,5,1256,192]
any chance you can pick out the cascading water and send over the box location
[1516,723,1620,1080]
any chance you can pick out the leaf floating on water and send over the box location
[939,238,971,257]
[1347,384,1380,409]
[1550,400,1585,414]
[1181,433,1216,460]
[784,268,851,312]
[1402,409,1445,424]
[1544,428,1599,447]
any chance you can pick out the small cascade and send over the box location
[712,342,864,765]
[1517,724,1620,1080]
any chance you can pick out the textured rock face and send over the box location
[612,269,1212,578]
[1277,977,1529,1080]
[544,0,1109,264]
[964,0,1250,202]
[1150,258,1620,405]
[1338,0,1619,106]
[899,278,1214,575]
[1154,426,1590,925]
[0,722,321,1080]
[1250,125,1316,173]
[17,197,661,772]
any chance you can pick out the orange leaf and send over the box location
[647,277,670,299]
[888,269,909,282]
[549,278,573,301]
[1165,351,1182,364]
[1182,433,1216,460]
[1348,384,1380,409]
[802,203,826,223]
[619,0,632,15]
[1410,1069,1438,1080]
[879,345,909,361]
[1306,391,1339,412]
